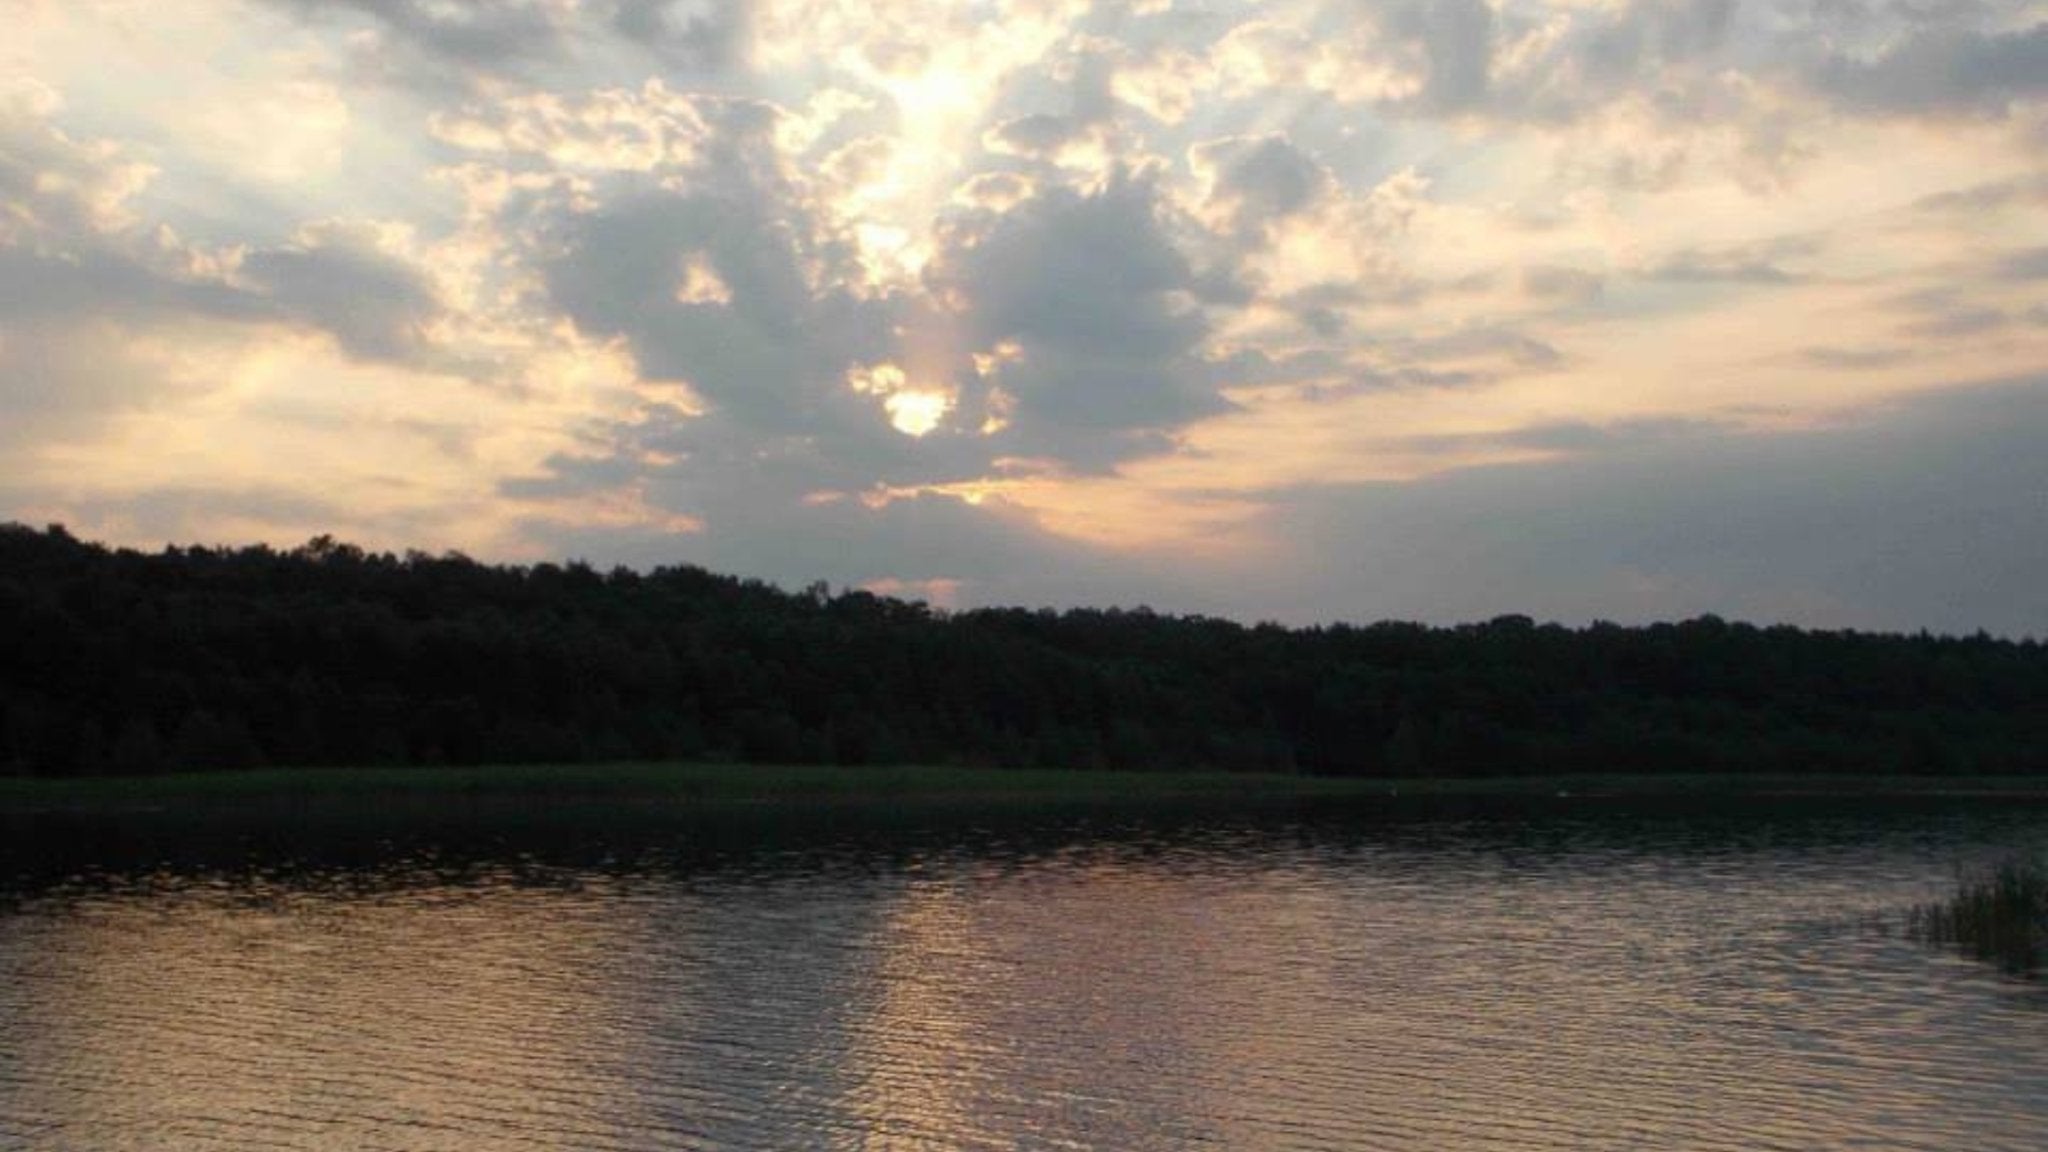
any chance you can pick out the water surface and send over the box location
[2,797,2043,1150]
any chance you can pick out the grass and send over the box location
[1909,855,2048,975]
[0,761,1388,813]
[4,762,2048,816]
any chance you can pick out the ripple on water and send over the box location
[0,805,2045,1151]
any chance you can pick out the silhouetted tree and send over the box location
[1,521,2044,779]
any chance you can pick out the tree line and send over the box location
[2,522,2043,778]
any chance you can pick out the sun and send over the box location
[885,389,951,437]
[848,360,953,437]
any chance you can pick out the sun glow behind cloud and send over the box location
[2,0,2045,631]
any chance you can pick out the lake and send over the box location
[1,795,2044,1150]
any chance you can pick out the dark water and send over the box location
[1,797,2044,1151]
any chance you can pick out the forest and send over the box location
[2,521,2043,779]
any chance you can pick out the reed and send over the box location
[1909,855,2048,974]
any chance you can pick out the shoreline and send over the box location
[6,762,2048,818]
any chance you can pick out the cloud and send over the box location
[1410,0,1495,113]
[520,480,1211,616]
[1800,346,1915,371]
[259,0,572,68]
[1191,134,1333,238]
[1643,244,1813,285]
[0,79,157,243]
[1250,378,2048,634]
[239,222,444,362]
[1521,264,1605,304]
[929,171,1230,454]
[514,376,2048,636]
[9,0,2048,636]
[1995,246,2048,280]
[1814,22,2048,116]
[605,0,755,68]
[1909,174,2048,215]
[1406,326,1565,371]
[538,180,891,435]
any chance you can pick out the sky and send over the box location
[3,0,2045,634]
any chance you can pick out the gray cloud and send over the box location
[260,0,570,66]
[1814,21,2048,115]
[259,0,755,90]
[1346,0,1749,127]
[0,245,252,326]
[936,183,1197,364]
[1250,378,2048,634]
[239,226,443,363]
[1409,327,1565,370]
[1645,236,1820,284]
[513,161,1245,555]
[1580,0,1738,84]
[1909,174,2048,215]
[524,483,1210,614]
[1800,345,1916,370]
[521,379,2048,637]
[536,177,933,488]
[1901,306,2013,338]
[981,46,1116,158]
[0,322,174,449]
[0,96,453,451]
[1193,134,1332,238]
[930,173,1231,462]
[1995,246,2048,280]
[986,113,1087,157]
[1522,264,1606,304]
[1407,0,1496,112]
[605,0,753,68]
[1374,415,1730,462]
[1887,285,2024,338]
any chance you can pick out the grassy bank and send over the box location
[5,762,2048,816]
